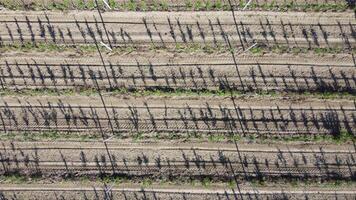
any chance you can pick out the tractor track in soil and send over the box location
[0,11,354,48]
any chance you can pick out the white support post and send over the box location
[102,0,112,10]
[100,41,113,51]
[243,0,252,10]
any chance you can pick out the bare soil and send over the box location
[0,95,354,135]
[0,52,355,92]
[0,4,355,200]
[0,184,355,200]
[0,11,354,48]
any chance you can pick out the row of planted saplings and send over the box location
[0,144,355,180]
[0,60,355,92]
[0,15,354,48]
[0,101,354,135]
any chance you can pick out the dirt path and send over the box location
[0,11,354,48]
[2,94,355,107]
[2,51,354,64]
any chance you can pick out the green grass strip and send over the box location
[0,0,352,11]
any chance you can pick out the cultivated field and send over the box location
[0,0,355,199]
[0,53,355,92]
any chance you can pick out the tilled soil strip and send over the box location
[0,11,354,48]
[0,141,354,179]
[0,53,354,92]
[0,186,355,200]
[0,95,354,135]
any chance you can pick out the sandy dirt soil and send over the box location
[0,95,354,135]
[0,184,355,200]
[0,52,354,92]
[0,11,354,48]
[0,4,355,200]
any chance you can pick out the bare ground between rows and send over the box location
[0,11,354,48]
[0,10,352,21]
[0,182,355,193]
[0,184,355,200]
[2,140,354,151]
[2,95,354,108]
[1,52,354,69]
[1,131,354,144]
[0,50,354,63]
